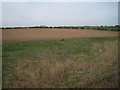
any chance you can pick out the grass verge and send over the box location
[2,37,118,88]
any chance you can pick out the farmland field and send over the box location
[2,29,119,88]
[3,28,118,42]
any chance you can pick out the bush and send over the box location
[81,27,84,29]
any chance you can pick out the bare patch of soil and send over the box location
[2,28,118,42]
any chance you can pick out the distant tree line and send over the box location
[2,25,120,31]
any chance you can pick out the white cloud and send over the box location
[0,2,2,28]
[2,2,118,27]
[1,0,120,2]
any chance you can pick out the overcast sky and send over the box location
[2,2,118,27]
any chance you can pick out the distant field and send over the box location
[2,28,118,42]
[3,37,118,88]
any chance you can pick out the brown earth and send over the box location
[2,28,119,42]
